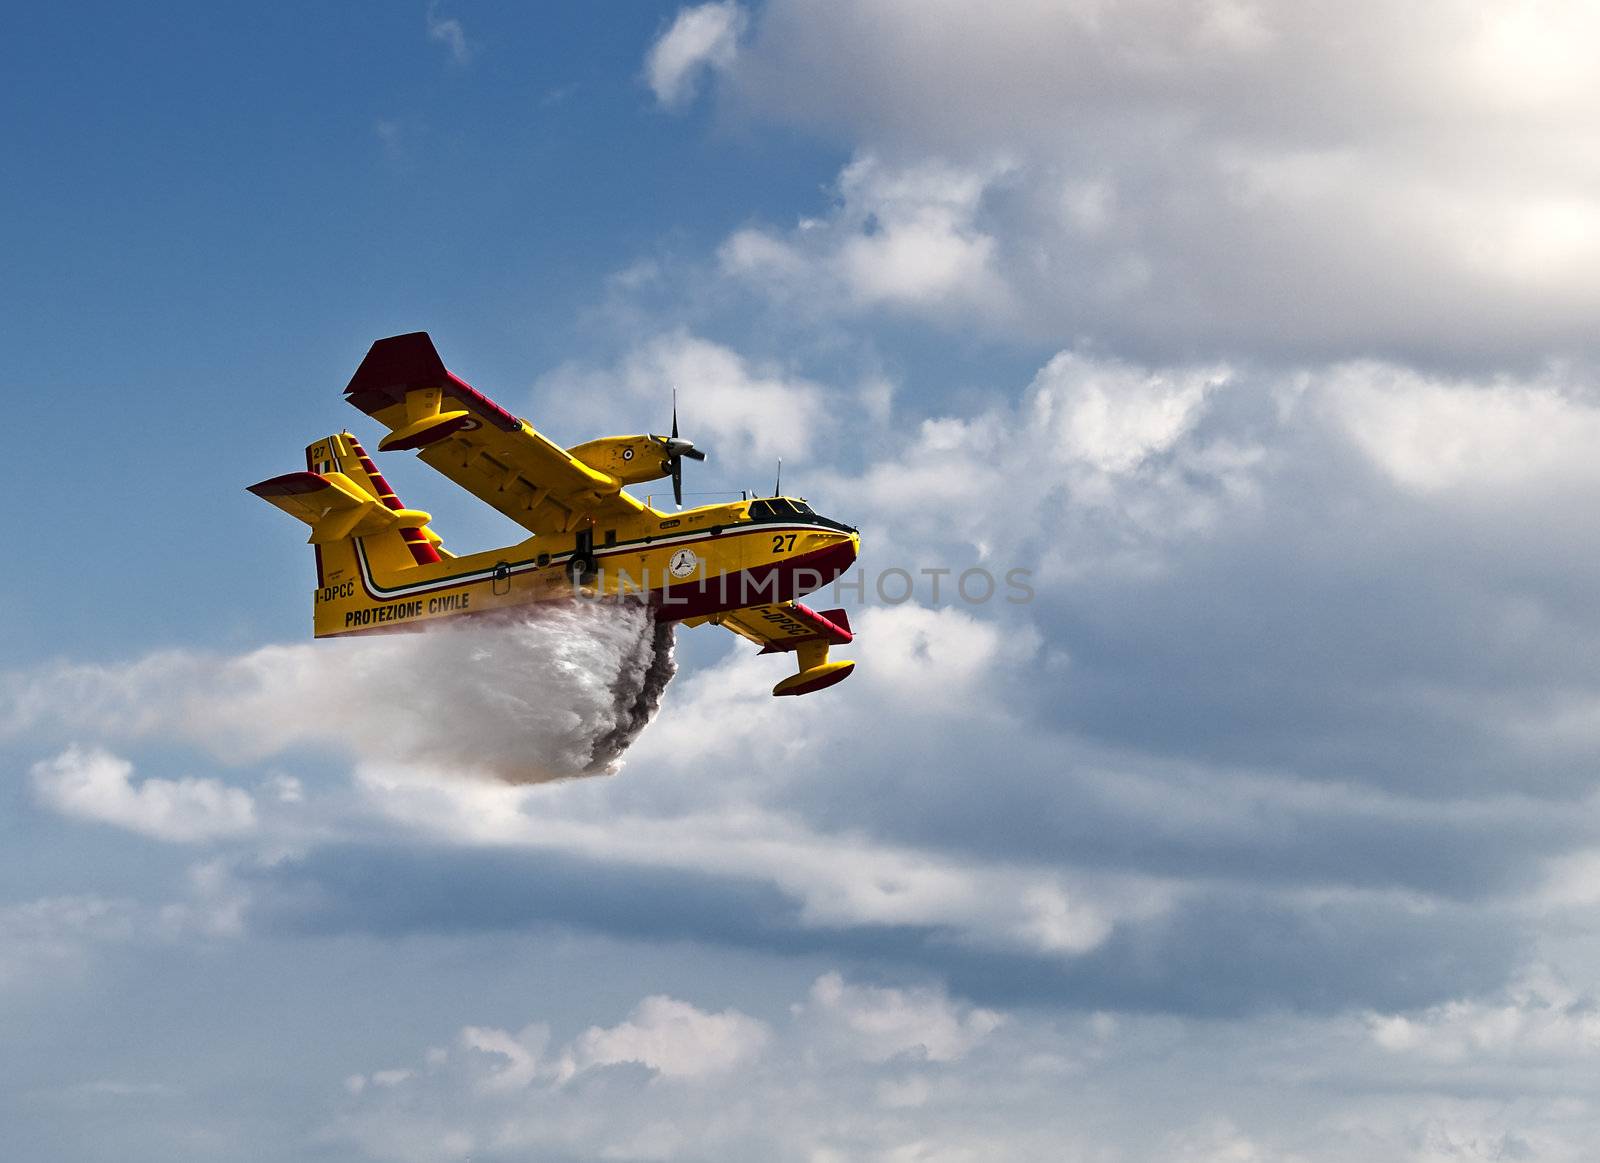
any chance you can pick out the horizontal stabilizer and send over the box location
[247,471,432,544]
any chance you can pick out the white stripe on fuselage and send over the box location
[351,522,844,601]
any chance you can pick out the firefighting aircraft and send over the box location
[248,332,859,696]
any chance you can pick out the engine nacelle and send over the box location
[567,435,672,486]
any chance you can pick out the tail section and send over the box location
[307,433,442,566]
[249,433,450,634]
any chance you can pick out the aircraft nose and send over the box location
[817,528,859,577]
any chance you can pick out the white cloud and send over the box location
[692,0,1600,356]
[32,746,256,843]
[719,155,1013,322]
[374,119,404,161]
[20,344,1600,978]
[835,349,1247,570]
[849,605,1039,715]
[570,994,770,1078]
[1031,351,1223,474]
[0,895,136,989]
[0,866,259,992]
[1161,1119,1306,1163]
[327,973,1023,1161]
[327,969,1600,1162]
[1,598,1127,964]
[458,1023,548,1093]
[802,972,1002,1064]
[1536,847,1600,909]
[426,3,470,66]
[1366,967,1600,1065]
[157,859,253,938]
[536,330,830,470]
[646,3,745,110]
[350,758,1131,959]
[1326,363,1600,495]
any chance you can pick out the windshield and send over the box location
[748,498,813,521]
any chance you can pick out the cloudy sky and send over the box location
[7,2,1600,1159]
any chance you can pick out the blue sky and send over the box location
[9,3,1600,1160]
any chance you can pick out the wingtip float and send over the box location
[248,332,860,697]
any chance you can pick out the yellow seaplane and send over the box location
[249,332,859,696]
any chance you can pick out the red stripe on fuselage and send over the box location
[652,538,858,621]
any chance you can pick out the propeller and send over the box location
[662,389,707,508]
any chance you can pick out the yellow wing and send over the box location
[343,332,653,536]
[710,601,856,696]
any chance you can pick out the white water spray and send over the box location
[323,603,678,782]
[4,602,677,784]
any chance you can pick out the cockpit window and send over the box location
[747,498,815,521]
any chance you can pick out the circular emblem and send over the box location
[669,548,699,579]
[622,447,634,461]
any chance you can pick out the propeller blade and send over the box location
[664,389,704,505]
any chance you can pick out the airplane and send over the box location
[248,332,860,696]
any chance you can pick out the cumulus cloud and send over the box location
[833,349,1243,570]
[535,330,833,471]
[17,7,1600,1159]
[340,752,1129,961]
[802,971,1003,1064]
[1366,966,1600,1066]
[327,969,1600,1162]
[17,340,1600,1011]
[685,0,1600,358]
[720,154,1014,321]
[570,994,770,1078]
[327,973,1015,1161]
[3,600,1120,965]
[1324,362,1600,496]
[31,747,256,843]
[646,2,745,110]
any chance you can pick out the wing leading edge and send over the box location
[344,332,652,537]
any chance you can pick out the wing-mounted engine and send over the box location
[567,436,677,486]
[568,397,707,506]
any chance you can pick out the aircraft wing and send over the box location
[343,332,651,537]
[710,601,857,696]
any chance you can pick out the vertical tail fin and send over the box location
[307,433,442,566]
[249,434,449,634]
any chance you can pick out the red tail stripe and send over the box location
[345,438,406,511]
[346,434,438,562]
